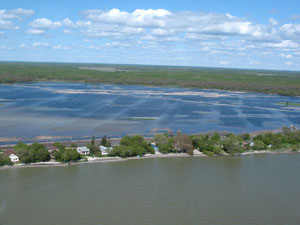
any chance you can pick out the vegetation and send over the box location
[173,131,194,155]
[87,136,101,156]
[0,62,300,96]
[2,128,300,166]
[14,142,50,163]
[109,135,154,157]
[0,154,13,166]
[253,129,300,151]
[152,128,300,156]
[153,133,175,154]
[52,143,81,163]
[276,102,300,106]
[100,136,111,147]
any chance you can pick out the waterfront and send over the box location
[1,154,300,225]
[1,82,300,144]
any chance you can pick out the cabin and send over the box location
[4,150,19,162]
[99,145,112,155]
[76,147,90,155]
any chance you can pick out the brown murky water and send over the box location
[1,154,300,225]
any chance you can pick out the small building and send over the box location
[4,150,19,162]
[9,154,19,162]
[76,147,90,155]
[99,145,112,155]
[151,143,159,152]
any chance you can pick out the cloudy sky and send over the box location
[1,0,300,70]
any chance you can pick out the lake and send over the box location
[1,154,300,225]
[0,82,300,144]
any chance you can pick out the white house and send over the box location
[9,154,19,162]
[99,145,112,155]
[4,150,19,163]
[76,147,90,155]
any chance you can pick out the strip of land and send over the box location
[0,62,300,96]
[1,127,300,169]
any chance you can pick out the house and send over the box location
[4,150,19,162]
[76,147,90,155]
[151,143,159,152]
[99,145,112,155]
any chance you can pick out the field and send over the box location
[0,61,300,96]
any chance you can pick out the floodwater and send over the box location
[1,155,300,225]
[0,82,300,143]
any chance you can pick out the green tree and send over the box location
[15,143,32,163]
[211,132,221,141]
[110,135,154,157]
[222,134,243,154]
[14,142,50,163]
[242,134,251,141]
[88,136,100,156]
[100,136,111,147]
[31,143,50,162]
[70,143,77,149]
[154,133,174,153]
[0,154,13,166]
[53,142,66,151]
[54,148,81,163]
[253,140,265,150]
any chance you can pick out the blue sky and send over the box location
[0,0,300,70]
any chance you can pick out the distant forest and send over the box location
[0,62,300,96]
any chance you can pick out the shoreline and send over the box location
[1,150,299,170]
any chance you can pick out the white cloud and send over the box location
[105,41,131,48]
[52,44,72,50]
[0,8,34,20]
[83,8,171,27]
[0,19,18,29]
[280,23,300,39]
[219,60,229,65]
[0,8,34,30]
[63,29,72,34]
[32,42,50,48]
[26,29,45,35]
[29,18,62,30]
[62,18,75,28]
[0,45,12,50]
[269,18,278,26]
[19,44,28,49]
[284,61,293,66]
[280,54,293,59]
[75,8,283,44]
[264,40,299,49]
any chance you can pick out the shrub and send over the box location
[203,150,214,157]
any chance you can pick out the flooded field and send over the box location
[0,82,300,143]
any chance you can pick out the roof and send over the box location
[76,147,90,152]
[3,150,16,156]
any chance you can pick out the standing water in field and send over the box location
[0,82,300,143]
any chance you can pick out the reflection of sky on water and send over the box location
[0,82,300,141]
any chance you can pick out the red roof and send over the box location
[3,150,16,156]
